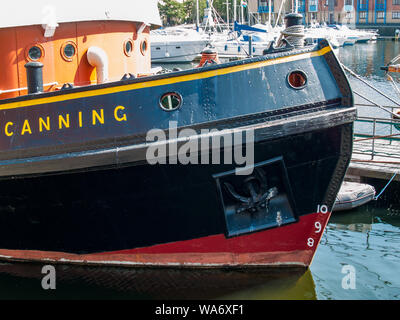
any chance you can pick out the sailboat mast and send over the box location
[225,0,230,27]
[275,0,286,27]
[241,1,244,24]
[268,0,271,24]
[234,0,237,22]
[196,0,200,28]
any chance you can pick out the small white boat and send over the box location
[151,27,209,63]
[305,26,342,48]
[336,26,359,46]
[211,23,280,59]
[333,182,376,212]
[353,29,379,43]
[212,34,275,58]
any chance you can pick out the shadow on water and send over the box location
[0,263,316,300]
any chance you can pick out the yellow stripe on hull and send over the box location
[0,46,332,112]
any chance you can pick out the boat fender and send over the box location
[196,46,220,68]
[381,64,400,73]
[87,46,109,84]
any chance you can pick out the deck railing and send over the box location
[353,104,400,160]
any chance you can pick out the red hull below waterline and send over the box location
[0,211,330,268]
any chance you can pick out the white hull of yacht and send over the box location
[151,39,208,63]
[212,40,273,58]
[343,37,358,46]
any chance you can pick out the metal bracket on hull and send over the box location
[214,157,298,238]
[224,168,278,215]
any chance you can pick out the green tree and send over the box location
[159,0,240,26]
[182,0,236,24]
[212,0,235,22]
[158,0,186,26]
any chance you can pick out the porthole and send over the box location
[140,40,148,56]
[124,39,134,57]
[27,45,44,61]
[61,42,77,62]
[287,70,308,89]
[160,92,183,111]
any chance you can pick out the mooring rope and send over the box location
[387,74,400,99]
[230,31,250,57]
[278,25,305,48]
[341,63,400,109]
[388,54,400,67]
[374,172,398,200]
[353,90,400,118]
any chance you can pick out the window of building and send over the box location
[376,0,385,8]
[394,0,400,5]
[345,11,354,18]
[259,0,272,5]
[376,11,385,19]
[359,11,367,18]
[345,0,353,5]
[393,11,400,18]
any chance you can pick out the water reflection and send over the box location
[311,204,400,300]
[221,269,316,300]
[338,40,400,80]
[0,262,315,300]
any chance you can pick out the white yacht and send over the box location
[353,28,379,43]
[211,23,281,59]
[305,26,343,48]
[329,25,377,45]
[151,27,209,63]
[305,24,378,48]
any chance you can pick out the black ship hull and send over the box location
[0,40,355,267]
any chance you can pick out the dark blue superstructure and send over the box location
[0,41,346,159]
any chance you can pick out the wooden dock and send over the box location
[347,139,400,182]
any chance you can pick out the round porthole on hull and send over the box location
[287,70,308,89]
[27,45,44,62]
[140,40,148,56]
[61,42,77,62]
[160,92,183,111]
[124,39,134,57]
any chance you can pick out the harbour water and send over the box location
[0,40,399,300]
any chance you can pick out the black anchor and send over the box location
[224,168,278,214]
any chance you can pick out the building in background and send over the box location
[247,0,399,31]
[356,0,400,24]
